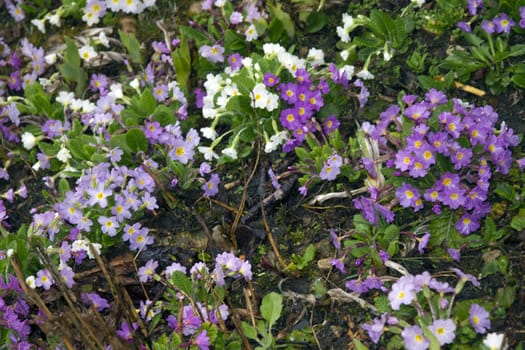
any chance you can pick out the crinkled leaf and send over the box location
[170,271,192,296]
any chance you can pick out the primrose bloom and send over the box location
[202,173,220,197]
[428,319,456,345]
[35,269,54,290]
[396,183,422,210]
[138,259,158,283]
[79,45,97,62]
[483,333,508,350]
[388,275,416,310]
[21,132,37,150]
[469,303,491,334]
[402,325,429,350]
[199,44,224,63]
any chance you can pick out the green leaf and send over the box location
[226,95,253,114]
[58,178,70,197]
[353,214,371,235]
[170,271,192,296]
[353,339,369,350]
[153,105,175,126]
[172,38,191,91]
[305,12,328,33]
[260,292,283,329]
[511,209,525,230]
[429,211,464,247]
[373,295,390,313]
[267,3,295,39]
[225,29,246,53]
[241,321,259,341]
[118,29,144,64]
[512,73,525,88]
[494,182,516,202]
[125,128,148,153]
[180,25,211,46]
[57,37,87,96]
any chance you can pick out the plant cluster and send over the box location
[0,0,523,349]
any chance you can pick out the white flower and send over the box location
[222,147,238,160]
[96,31,110,47]
[47,13,61,27]
[483,333,508,350]
[108,83,123,99]
[21,132,37,150]
[56,91,75,107]
[340,49,350,61]
[241,57,253,68]
[411,0,425,7]
[200,127,218,140]
[57,147,71,163]
[342,14,354,28]
[356,69,375,80]
[130,78,140,91]
[266,92,279,112]
[31,18,46,33]
[44,53,57,65]
[26,276,36,289]
[245,24,258,42]
[214,0,226,7]
[265,131,288,153]
[252,83,269,110]
[6,249,14,258]
[198,146,219,161]
[336,26,350,43]
[202,107,218,119]
[263,43,286,57]
[32,161,41,171]
[307,48,325,65]
[79,45,97,62]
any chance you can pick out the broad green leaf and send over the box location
[260,292,282,329]
[353,339,369,350]
[305,12,328,33]
[267,3,294,39]
[429,211,464,247]
[119,29,144,64]
[58,178,70,197]
[511,209,525,230]
[57,37,87,96]
[125,128,148,153]
[153,105,175,126]
[170,271,192,296]
[172,38,191,91]
[241,321,259,341]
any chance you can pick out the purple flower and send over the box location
[396,183,421,210]
[199,44,224,63]
[330,258,346,273]
[493,13,515,34]
[298,186,307,196]
[202,173,220,197]
[90,73,108,92]
[404,102,430,122]
[138,259,158,283]
[467,0,483,15]
[402,325,429,350]
[165,262,187,277]
[35,269,54,290]
[98,215,118,237]
[362,314,387,343]
[388,275,416,310]
[194,330,210,350]
[169,138,195,164]
[323,115,340,134]
[441,187,466,210]
[417,233,431,254]
[447,248,461,262]
[329,229,340,251]
[457,21,471,32]
[469,303,491,334]
[268,168,281,189]
[229,11,243,25]
[279,108,301,130]
[263,72,279,87]
[199,162,211,176]
[429,319,456,345]
[481,20,495,34]
[81,292,110,312]
[227,53,243,71]
[279,82,299,103]
[319,162,340,181]
[60,266,75,288]
[452,267,480,287]
[116,321,137,342]
[455,214,480,235]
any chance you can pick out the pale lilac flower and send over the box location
[268,168,281,189]
[388,275,416,310]
[362,314,387,343]
[138,259,158,283]
[81,292,109,312]
[60,266,75,288]
[470,303,491,334]
[402,325,429,350]
[165,262,187,277]
[199,44,224,63]
[35,269,54,290]
[194,330,210,350]
[428,319,456,345]
[202,173,220,197]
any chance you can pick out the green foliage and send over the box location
[118,30,144,65]
[241,292,283,350]
[57,37,87,96]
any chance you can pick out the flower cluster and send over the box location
[358,90,518,236]
[362,266,493,349]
